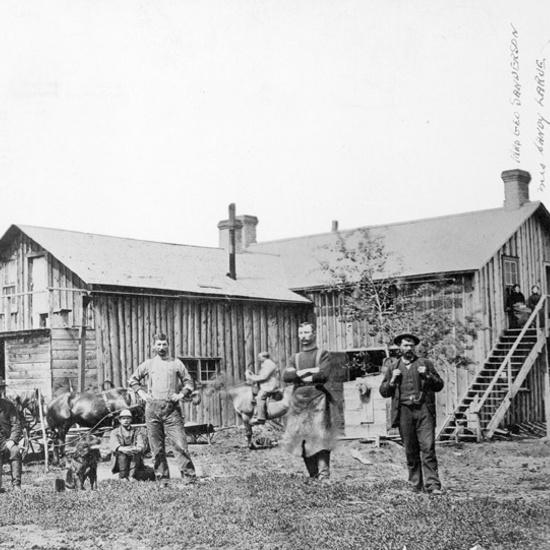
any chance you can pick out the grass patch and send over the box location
[2,469,550,549]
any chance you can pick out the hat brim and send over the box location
[393,333,420,346]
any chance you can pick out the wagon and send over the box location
[184,423,216,444]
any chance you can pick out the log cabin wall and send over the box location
[91,291,311,427]
[308,276,473,353]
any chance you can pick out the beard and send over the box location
[403,350,414,360]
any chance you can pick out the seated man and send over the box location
[246,352,280,425]
[110,409,147,481]
[0,380,23,491]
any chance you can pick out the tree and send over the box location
[320,228,481,370]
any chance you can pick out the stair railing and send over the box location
[473,294,547,419]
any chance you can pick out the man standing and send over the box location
[110,409,147,481]
[0,379,23,491]
[379,333,444,495]
[282,322,338,481]
[129,334,197,483]
[247,352,280,425]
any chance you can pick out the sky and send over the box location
[1,1,550,248]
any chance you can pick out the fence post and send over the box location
[38,390,49,472]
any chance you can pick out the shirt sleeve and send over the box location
[109,429,122,453]
[423,360,444,393]
[282,354,298,383]
[250,361,277,383]
[311,349,331,383]
[176,360,194,391]
[128,361,150,393]
[379,364,397,398]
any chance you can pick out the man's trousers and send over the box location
[398,403,441,491]
[145,400,196,481]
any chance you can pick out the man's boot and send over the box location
[250,400,266,425]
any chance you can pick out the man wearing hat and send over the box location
[0,378,23,490]
[110,409,147,481]
[380,333,444,495]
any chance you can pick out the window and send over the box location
[180,357,220,385]
[503,256,520,287]
[2,259,17,314]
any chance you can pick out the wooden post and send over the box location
[228,203,237,280]
[38,389,49,472]
[6,296,11,332]
[544,345,550,438]
[77,294,92,393]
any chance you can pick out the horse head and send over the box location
[102,387,132,411]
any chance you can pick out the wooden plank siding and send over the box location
[4,332,52,397]
[50,328,98,395]
[91,292,310,427]
[0,232,91,332]
[306,211,550,429]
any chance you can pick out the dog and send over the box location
[65,434,101,490]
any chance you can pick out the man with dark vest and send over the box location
[380,333,444,495]
[282,322,338,481]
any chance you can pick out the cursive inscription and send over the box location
[534,58,547,190]
[535,58,546,108]
[509,24,522,164]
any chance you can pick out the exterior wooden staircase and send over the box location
[437,295,548,442]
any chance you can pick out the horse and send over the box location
[226,383,292,449]
[46,388,136,464]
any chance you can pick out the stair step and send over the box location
[437,322,544,442]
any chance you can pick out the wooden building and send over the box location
[249,169,550,439]
[2,168,549,438]
[0,223,311,426]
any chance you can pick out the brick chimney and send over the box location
[502,169,531,210]
[218,214,258,252]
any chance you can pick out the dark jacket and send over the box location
[0,398,23,447]
[379,357,444,428]
[527,292,541,311]
[506,291,525,311]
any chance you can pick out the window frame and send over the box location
[503,255,520,288]
[179,357,221,386]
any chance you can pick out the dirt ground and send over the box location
[2,424,550,549]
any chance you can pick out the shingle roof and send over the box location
[4,225,309,303]
[249,202,546,289]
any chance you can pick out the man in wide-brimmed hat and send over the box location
[380,333,444,495]
[0,378,23,490]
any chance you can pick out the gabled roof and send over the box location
[249,202,547,289]
[1,225,309,304]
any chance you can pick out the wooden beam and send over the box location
[544,347,550,438]
[77,294,91,392]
